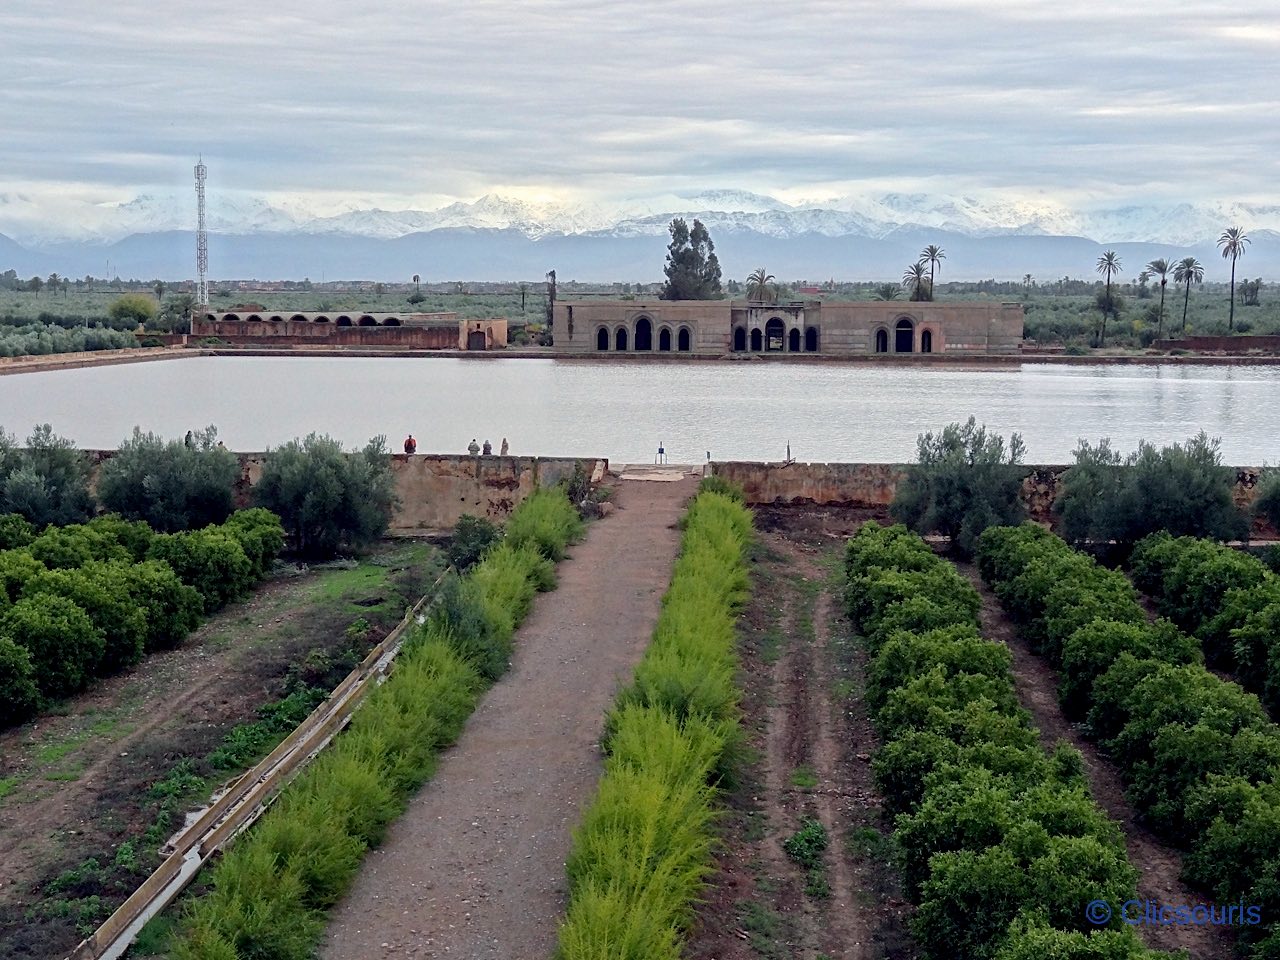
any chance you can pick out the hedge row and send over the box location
[554,487,751,959]
[978,524,1280,959]
[1131,532,1280,713]
[847,521,1173,960]
[0,509,284,727]
[170,489,582,960]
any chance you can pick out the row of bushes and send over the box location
[0,322,139,358]
[554,485,751,959]
[847,521,1174,960]
[0,509,284,727]
[1131,532,1280,713]
[978,524,1280,959]
[170,488,584,960]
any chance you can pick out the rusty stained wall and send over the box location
[83,452,605,534]
[711,461,1275,536]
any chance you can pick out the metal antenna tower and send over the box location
[194,157,208,305]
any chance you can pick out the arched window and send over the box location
[383,317,401,326]
[733,326,747,351]
[765,317,785,351]
[658,327,672,351]
[313,315,331,323]
[875,328,889,353]
[895,317,914,353]
[597,326,609,351]
[289,314,307,322]
[750,328,763,351]
[223,313,241,322]
[355,315,375,326]
[246,314,262,322]
[805,326,819,352]
[921,329,933,353]
[268,315,284,322]
[336,316,353,326]
[788,328,801,352]
[615,327,629,351]
[678,327,692,352]
[634,315,653,351]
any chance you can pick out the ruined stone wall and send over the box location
[710,460,1275,536]
[82,451,606,534]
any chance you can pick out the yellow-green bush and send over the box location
[556,490,752,959]
[505,487,585,561]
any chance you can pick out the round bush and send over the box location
[147,530,253,612]
[0,513,35,550]
[0,594,104,698]
[22,566,148,674]
[0,548,45,603]
[0,636,39,726]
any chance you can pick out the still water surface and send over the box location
[1,356,1277,464]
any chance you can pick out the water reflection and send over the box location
[0,357,1277,464]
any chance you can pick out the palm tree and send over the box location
[746,267,777,303]
[1095,250,1122,345]
[872,283,901,301]
[1022,274,1034,291]
[1173,256,1203,335]
[919,245,945,301]
[1217,226,1249,332]
[1145,258,1171,339]
[412,274,420,294]
[902,263,929,302]
[154,280,166,302]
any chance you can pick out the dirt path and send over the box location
[955,562,1233,960]
[687,521,912,960]
[319,476,698,960]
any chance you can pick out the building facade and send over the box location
[192,311,507,350]
[552,300,1024,356]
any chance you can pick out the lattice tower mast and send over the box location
[195,158,208,305]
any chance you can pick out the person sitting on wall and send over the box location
[482,439,492,456]
[468,439,481,457]
[404,434,417,455]
[500,438,509,456]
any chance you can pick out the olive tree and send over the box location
[97,426,239,531]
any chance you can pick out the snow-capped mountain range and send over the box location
[4,188,1277,248]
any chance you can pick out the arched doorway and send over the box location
[223,314,241,322]
[268,315,283,322]
[383,317,401,326]
[765,317,785,351]
[805,326,819,352]
[634,316,653,351]
[750,328,763,351]
[289,314,307,322]
[875,328,889,353]
[678,327,692,352]
[356,315,375,327]
[733,326,747,351]
[658,327,672,351]
[597,327,609,351]
[313,316,330,323]
[336,316,353,327]
[246,314,262,322]
[921,329,933,353]
[615,327,628,351]
[788,328,801,352]
[467,330,487,350]
[895,318,914,353]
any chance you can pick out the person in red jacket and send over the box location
[403,434,417,455]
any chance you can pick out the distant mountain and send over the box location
[2,189,1278,282]
[4,225,1275,284]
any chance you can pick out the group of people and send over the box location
[467,438,508,457]
[402,435,509,457]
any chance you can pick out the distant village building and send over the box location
[552,300,1024,356]
[192,311,507,350]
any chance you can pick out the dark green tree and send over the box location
[919,244,945,301]
[97,426,239,531]
[1145,258,1170,339]
[0,424,94,527]
[660,218,722,300]
[1095,250,1122,346]
[1173,256,1203,334]
[903,263,930,302]
[1217,226,1249,332]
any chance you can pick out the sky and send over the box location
[2,0,1278,227]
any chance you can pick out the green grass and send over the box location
[789,766,818,789]
[0,775,23,802]
[737,900,789,960]
[35,734,89,765]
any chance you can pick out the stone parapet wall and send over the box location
[80,451,605,535]
[710,460,1275,536]
[1152,336,1280,354]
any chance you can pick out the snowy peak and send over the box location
[3,188,1280,248]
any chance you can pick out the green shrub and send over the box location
[1059,620,1200,719]
[0,593,104,698]
[99,559,203,652]
[22,565,148,674]
[697,475,745,503]
[1053,433,1247,547]
[867,625,1009,713]
[85,514,154,561]
[446,514,501,572]
[0,548,44,602]
[0,513,34,549]
[993,916,1180,959]
[0,635,39,726]
[504,488,585,561]
[1256,469,1280,531]
[97,426,240,532]
[0,424,95,527]
[890,417,1027,558]
[222,508,286,579]
[28,523,130,569]
[253,433,398,560]
[1160,542,1267,634]
[147,529,254,612]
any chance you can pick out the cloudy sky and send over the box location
[2,0,1278,225]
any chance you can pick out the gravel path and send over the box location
[320,475,698,960]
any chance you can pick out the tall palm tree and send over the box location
[1095,250,1122,346]
[1022,274,1034,290]
[1145,258,1171,339]
[903,263,929,302]
[1173,256,1203,335]
[919,245,945,302]
[746,267,777,303]
[412,273,420,294]
[1217,226,1249,332]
